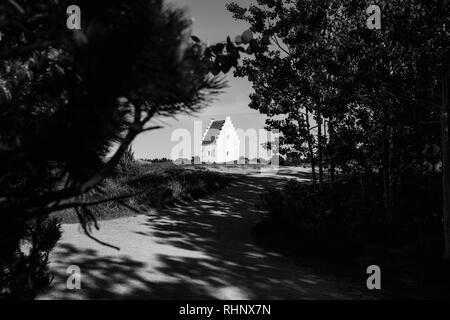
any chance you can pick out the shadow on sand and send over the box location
[41,173,374,300]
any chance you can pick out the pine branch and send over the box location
[75,208,120,251]
[27,190,145,220]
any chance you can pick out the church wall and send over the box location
[216,117,240,163]
[201,117,240,164]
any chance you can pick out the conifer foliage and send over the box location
[0,0,231,298]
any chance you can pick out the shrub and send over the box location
[168,180,184,200]
[0,218,61,299]
[254,174,442,263]
[54,162,231,223]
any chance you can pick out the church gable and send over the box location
[201,117,240,163]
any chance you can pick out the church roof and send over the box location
[202,120,225,145]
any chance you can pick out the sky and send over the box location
[132,0,269,160]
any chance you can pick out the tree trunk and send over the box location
[441,69,450,260]
[328,121,335,192]
[305,108,317,191]
[317,114,324,191]
[432,139,437,174]
[382,106,395,223]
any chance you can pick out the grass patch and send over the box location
[53,161,231,223]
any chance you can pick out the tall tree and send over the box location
[228,0,332,190]
[228,0,450,257]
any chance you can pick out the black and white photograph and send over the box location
[1,0,450,304]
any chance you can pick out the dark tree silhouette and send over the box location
[0,0,257,298]
[227,0,450,258]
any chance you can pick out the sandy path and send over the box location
[39,172,373,300]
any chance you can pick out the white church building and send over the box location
[201,117,240,163]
